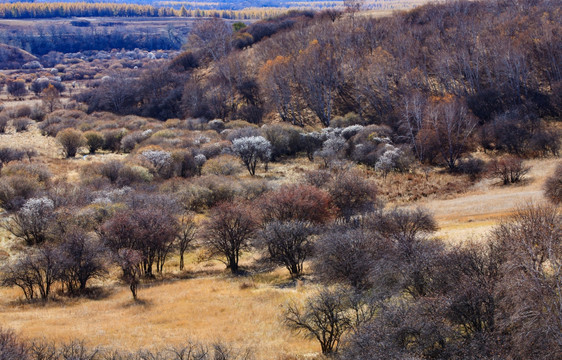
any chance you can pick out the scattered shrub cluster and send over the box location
[0,329,253,360]
[0,1,559,359]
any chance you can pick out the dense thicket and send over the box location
[81,0,560,167]
[305,204,561,358]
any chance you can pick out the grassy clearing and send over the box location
[420,158,560,244]
[0,276,319,358]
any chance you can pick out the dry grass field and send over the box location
[422,158,560,244]
[0,275,319,358]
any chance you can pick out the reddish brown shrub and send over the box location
[486,155,530,185]
[260,184,335,224]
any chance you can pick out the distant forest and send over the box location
[1,24,181,55]
[0,0,396,19]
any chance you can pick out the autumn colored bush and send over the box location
[486,155,530,185]
[202,154,242,176]
[84,131,104,154]
[327,169,378,221]
[56,128,85,158]
[260,184,335,224]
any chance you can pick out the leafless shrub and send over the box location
[202,201,258,274]
[98,160,124,184]
[14,105,31,119]
[0,175,40,211]
[302,169,332,188]
[327,169,377,221]
[544,162,562,204]
[58,340,99,360]
[491,204,561,359]
[0,327,28,360]
[257,220,314,279]
[313,228,378,289]
[3,162,52,183]
[259,184,334,224]
[102,129,127,152]
[13,117,32,132]
[456,157,486,180]
[0,147,26,169]
[0,114,8,133]
[486,155,530,185]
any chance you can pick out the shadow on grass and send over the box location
[121,296,153,308]
[5,285,116,308]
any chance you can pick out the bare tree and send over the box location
[188,18,233,63]
[202,201,258,274]
[284,287,375,355]
[421,97,477,170]
[116,248,143,300]
[257,220,314,279]
[2,246,61,300]
[176,212,197,271]
[1,258,36,300]
[295,37,344,127]
[258,55,307,126]
[41,84,61,113]
[101,207,178,277]
[58,229,108,294]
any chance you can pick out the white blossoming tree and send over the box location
[231,136,272,176]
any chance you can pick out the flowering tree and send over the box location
[231,136,271,176]
[194,154,207,176]
[141,150,172,176]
